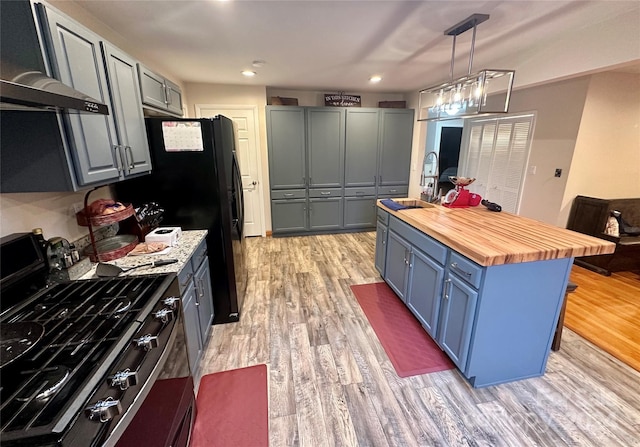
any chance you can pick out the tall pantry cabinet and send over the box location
[267,106,414,235]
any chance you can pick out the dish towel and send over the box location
[380,199,408,211]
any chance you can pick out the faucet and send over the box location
[421,151,439,203]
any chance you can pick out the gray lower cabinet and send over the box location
[375,220,388,276]
[181,282,202,375]
[406,248,445,338]
[438,272,478,369]
[385,230,411,302]
[177,239,214,376]
[344,196,376,228]
[309,197,343,230]
[271,199,307,234]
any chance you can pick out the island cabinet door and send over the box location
[374,221,388,276]
[406,248,445,338]
[181,282,203,375]
[437,273,478,371]
[385,230,411,302]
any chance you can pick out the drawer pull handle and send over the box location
[283,193,294,197]
[451,262,472,277]
[356,191,364,196]
[389,189,397,193]
[320,192,331,196]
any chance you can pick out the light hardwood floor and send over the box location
[566,266,640,372]
[200,232,640,447]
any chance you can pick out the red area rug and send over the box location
[190,364,268,447]
[350,282,454,378]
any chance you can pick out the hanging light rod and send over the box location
[417,13,515,122]
[443,13,489,37]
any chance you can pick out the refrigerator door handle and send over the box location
[232,152,244,238]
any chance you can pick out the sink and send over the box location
[391,199,436,209]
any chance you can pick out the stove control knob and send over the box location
[153,308,174,324]
[162,296,180,309]
[85,397,122,423]
[133,334,159,351]
[107,369,138,390]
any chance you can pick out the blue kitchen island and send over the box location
[375,199,615,387]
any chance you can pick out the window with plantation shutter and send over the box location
[459,114,535,213]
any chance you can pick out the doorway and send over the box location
[195,105,265,237]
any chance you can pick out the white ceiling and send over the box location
[70,0,640,92]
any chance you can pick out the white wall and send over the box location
[506,77,590,224]
[0,189,112,241]
[561,72,640,225]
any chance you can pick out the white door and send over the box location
[195,105,265,237]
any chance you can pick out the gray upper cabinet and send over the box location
[138,64,183,117]
[267,106,306,189]
[307,108,345,188]
[378,109,414,186]
[345,109,380,187]
[102,43,151,177]
[38,5,121,186]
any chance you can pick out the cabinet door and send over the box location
[374,221,388,276]
[437,273,478,371]
[267,107,306,189]
[345,109,379,187]
[138,64,167,110]
[165,78,183,116]
[378,109,414,186]
[406,248,445,338]
[39,6,120,186]
[344,196,376,229]
[384,230,411,302]
[309,197,343,230]
[307,108,345,188]
[102,43,151,177]
[181,283,202,375]
[194,257,214,345]
[271,198,307,233]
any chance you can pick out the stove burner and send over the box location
[36,367,71,400]
[0,322,45,368]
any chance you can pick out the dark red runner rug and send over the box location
[350,282,454,378]
[190,364,268,447]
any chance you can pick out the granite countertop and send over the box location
[378,198,615,266]
[79,230,208,279]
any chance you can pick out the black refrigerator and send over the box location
[114,116,245,324]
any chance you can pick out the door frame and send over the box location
[194,104,266,237]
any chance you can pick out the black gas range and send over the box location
[0,233,195,447]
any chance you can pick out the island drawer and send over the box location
[377,208,390,225]
[389,216,447,264]
[272,189,306,200]
[192,238,208,269]
[378,185,408,197]
[449,251,484,289]
[308,188,342,198]
[345,187,376,197]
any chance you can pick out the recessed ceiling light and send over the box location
[369,75,383,83]
[252,60,266,68]
[242,70,256,77]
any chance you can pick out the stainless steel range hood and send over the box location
[1,69,109,114]
[0,0,109,115]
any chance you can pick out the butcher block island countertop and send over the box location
[378,199,615,267]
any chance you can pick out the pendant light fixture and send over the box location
[418,14,515,121]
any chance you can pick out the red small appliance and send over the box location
[442,177,482,208]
